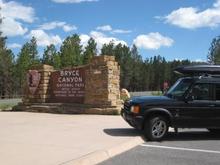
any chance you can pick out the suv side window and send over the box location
[191,83,212,100]
[215,84,220,100]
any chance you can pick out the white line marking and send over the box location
[140,144,220,154]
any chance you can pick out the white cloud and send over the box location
[194,59,206,63]
[7,43,22,49]
[1,18,28,37]
[51,0,98,3]
[96,25,132,34]
[214,0,220,8]
[39,22,65,30]
[0,0,35,36]
[27,30,62,47]
[39,21,77,32]
[112,29,132,34]
[63,24,77,32]
[163,0,220,29]
[80,31,127,52]
[133,32,174,50]
[80,34,90,48]
[0,0,35,23]
[96,25,112,31]
[90,31,127,50]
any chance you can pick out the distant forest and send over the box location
[1,26,220,98]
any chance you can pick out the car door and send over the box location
[175,83,215,128]
[210,83,220,127]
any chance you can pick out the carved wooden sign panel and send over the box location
[27,70,41,95]
[50,68,85,103]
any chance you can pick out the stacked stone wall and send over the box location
[84,56,120,107]
[24,55,121,111]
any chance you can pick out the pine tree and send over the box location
[43,44,57,65]
[16,43,32,94]
[43,44,61,69]
[207,36,220,64]
[83,38,97,64]
[60,34,82,67]
[130,45,143,91]
[0,18,15,98]
[15,38,39,94]
[29,37,40,65]
[53,52,62,69]
[113,43,132,90]
[101,41,115,56]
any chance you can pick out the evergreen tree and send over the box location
[114,44,132,89]
[16,43,32,93]
[0,18,15,98]
[130,45,143,91]
[52,52,62,69]
[142,59,150,91]
[83,38,97,64]
[15,38,39,94]
[42,44,57,66]
[60,34,82,67]
[29,37,40,65]
[101,41,115,56]
[207,36,220,64]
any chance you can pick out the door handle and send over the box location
[209,104,215,107]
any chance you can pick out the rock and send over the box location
[120,88,130,101]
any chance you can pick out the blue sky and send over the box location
[1,0,220,61]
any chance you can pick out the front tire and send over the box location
[144,116,168,141]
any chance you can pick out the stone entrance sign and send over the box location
[50,68,86,103]
[20,56,121,114]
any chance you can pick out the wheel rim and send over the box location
[151,119,167,139]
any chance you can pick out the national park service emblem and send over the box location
[27,70,41,95]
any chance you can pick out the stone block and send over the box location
[41,71,51,77]
[38,94,50,99]
[106,61,115,67]
[40,76,50,81]
[40,79,50,84]
[37,90,49,95]
[31,64,54,71]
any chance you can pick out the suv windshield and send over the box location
[165,78,193,99]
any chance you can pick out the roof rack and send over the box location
[198,74,220,79]
[174,65,220,75]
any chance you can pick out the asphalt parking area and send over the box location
[99,129,220,165]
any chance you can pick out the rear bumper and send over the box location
[121,109,144,130]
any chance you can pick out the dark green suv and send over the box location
[121,65,220,141]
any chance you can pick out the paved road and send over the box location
[99,129,220,165]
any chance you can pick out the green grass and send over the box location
[0,99,22,111]
[0,103,14,110]
[151,91,163,96]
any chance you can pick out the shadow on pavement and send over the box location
[164,131,220,141]
[103,128,142,137]
[104,128,220,141]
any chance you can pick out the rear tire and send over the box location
[144,116,168,141]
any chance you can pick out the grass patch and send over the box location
[151,91,163,96]
[0,99,21,111]
[0,103,15,110]
[111,110,120,115]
